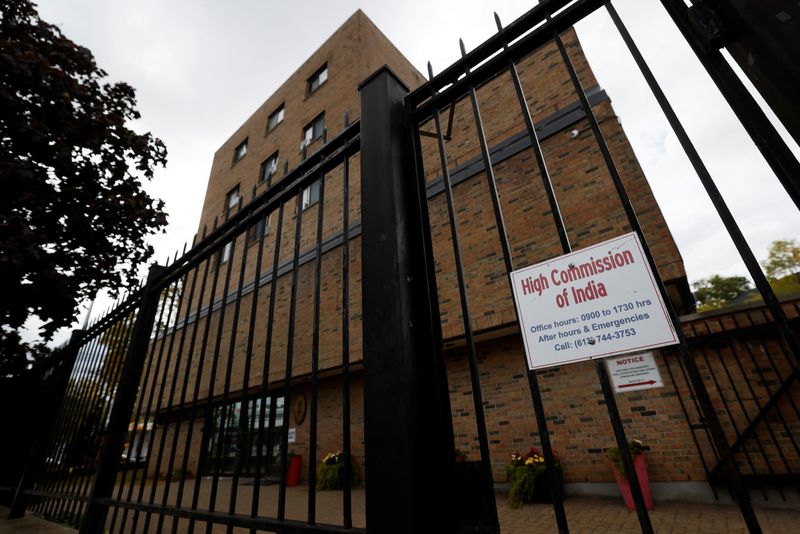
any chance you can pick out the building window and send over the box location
[260,152,279,185]
[225,185,241,218]
[248,214,269,245]
[302,114,325,147]
[267,104,284,131]
[307,64,328,94]
[301,179,321,210]
[233,139,248,163]
[221,185,240,264]
[201,395,285,476]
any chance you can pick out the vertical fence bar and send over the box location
[225,212,269,531]
[360,66,456,534]
[8,330,84,519]
[68,311,137,522]
[427,61,500,533]
[308,172,326,524]
[658,0,800,210]
[79,263,166,534]
[606,0,800,374]
[277,188,305,521]
[250,203,286,531]
[203,226,251,534]
[340,153,353,528]
[547,12,762,531]
[46,327,107,520]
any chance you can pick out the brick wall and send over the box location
[142,14,710,488]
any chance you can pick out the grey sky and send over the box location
[29,0,800,343]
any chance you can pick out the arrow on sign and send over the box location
[619,380,657,388]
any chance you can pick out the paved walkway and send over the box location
[3,486,800,533]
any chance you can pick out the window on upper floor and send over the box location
[301,178,321,210]
[260,152,279,186]
[248,214,269,246]
[302,113,325,148]
[225,185,241,218]
[267,104,284,131]
[307,64,328,94]
[233,139,248,163]
[220,185,240,264]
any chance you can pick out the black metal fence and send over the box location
[2,1,799,534]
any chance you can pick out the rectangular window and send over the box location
[233,138,248,162]
[221,185,240,264]
[301,178,321,209]
[248,214,269,245]
[225,185,241,218]
[267,104,284,131]
[307,64,328,94]
[302,114,325,147]
[260,152,279,185]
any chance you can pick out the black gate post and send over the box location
[79,264,165,534]
[360,66,457,534]
[8,329,85,519]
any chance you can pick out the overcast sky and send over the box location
[30,0,800,343]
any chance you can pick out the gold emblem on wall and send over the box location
[292,392,307,425]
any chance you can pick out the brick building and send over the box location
[151,9,717,498]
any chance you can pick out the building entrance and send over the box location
[201,395,285,478]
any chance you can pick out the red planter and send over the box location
[611,453,653,510]
[286,455,302,487]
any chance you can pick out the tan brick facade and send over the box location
[143,10,729,492]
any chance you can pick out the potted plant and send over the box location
[316,450,360,490]
[505,447,560,508]
[455,448,467,463]
[606,439,653,510]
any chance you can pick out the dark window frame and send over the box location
[301,178,321,210]
[307,63,328,94]
[302,113,325,147]
[267,104,284,131]
[232,138,248,164]
[260,151,279,186]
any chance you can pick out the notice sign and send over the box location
[510,232,678,370]
[606,352,663,393]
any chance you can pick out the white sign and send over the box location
[606,351,664,392]
[510,232,678,370]
[288,428,296,444]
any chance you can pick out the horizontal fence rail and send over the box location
[4,120,365,534]
[4,2,800,534]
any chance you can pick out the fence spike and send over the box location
[213,216,219,231]
[202,225,208,240]
[427,61,434,81]
[459,37,467,57]
[344,110,350,127]
[494,11,503,30]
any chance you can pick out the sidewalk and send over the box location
[3,487,800,533]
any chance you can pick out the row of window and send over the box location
[220,64,329,265]
[232,64,328,165]
[219,175,321,264]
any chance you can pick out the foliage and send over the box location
[455,448,467,462]
[505,447,552,509]
[692,275,752,312]
[606,439,646,479]
[761,239,800,281]
[0,0,168,373]
[316,450,360,490]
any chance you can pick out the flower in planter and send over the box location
[606,439,647,478]
[505,447,558,508]
[316,450,360,490]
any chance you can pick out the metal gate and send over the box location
[2,1,799,533]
